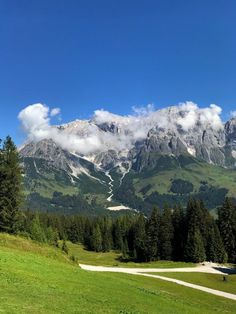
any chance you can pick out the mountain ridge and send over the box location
[19,103,236,214]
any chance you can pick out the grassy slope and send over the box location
[148,272,236,295]
[23,157,110,204]
[24,154,236,212]
[0,234,235,313]
[67,241,196,268]
[134,159,236,198]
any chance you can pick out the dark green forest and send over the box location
[0,136,236,264]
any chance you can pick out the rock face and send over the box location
[20,106,236,173]
[19,105,236,212]
[20,139,72,171]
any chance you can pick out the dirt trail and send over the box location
[79,263,236,301]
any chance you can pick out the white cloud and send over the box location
[50,107,61,116]
[18,103,102,154]
[176,102,198,131]
[132,103,155,116]
[230,110,236,118]
[18,102,224,155]
[18,103,51,141]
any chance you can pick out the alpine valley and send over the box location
[19,103,236,215]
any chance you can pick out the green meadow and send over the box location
[67,241,196,268]
[0,234,235,313]
[148,272,236,295]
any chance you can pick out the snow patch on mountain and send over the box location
[231,150,236,159]
[33,160,40,174]
[187,147,196,157]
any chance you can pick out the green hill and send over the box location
[115,154,236,213]
[22,156,110,214]
[22,153,236,214]
[0,233,235,313]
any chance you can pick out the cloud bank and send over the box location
[18,101,224,155]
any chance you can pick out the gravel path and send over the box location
[79,263,236,301]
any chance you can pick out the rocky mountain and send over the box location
[19,104,236,214]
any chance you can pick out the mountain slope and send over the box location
[19,104,236,214]
[115,154,235,213]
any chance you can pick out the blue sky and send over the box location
[0,0,235,144]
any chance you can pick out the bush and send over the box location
[62,240,69,254]
[69,255,78,263]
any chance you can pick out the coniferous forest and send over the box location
[0,136,236,264]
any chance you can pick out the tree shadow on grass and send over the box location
[213,266,236,275]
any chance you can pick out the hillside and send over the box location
[19,103,236,214]
[21,151,236,214]
[0,233,235,313]
[115,154,236,213]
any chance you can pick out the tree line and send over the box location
[17,198,236,264]
[0,136,235,264]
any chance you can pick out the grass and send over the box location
[147,272,236,295]
[134,160,236,198]
[67,241,196,268]
[0,233,235,313]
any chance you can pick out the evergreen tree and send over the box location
[45,226,59,247]
[101,217,112,252]
[172,205,185,261]
[91,224,102,252]
[184,228,206,262]
[146,208,160,261]
[218,198,236,262]
[121,238,129,259]
[83,218,92,250]
[30,214,47,243]
[197,200,213,250]
[0,136,23,233]
[185,199,212,254]
[113,219,123,250]
[132,214,147,261]
[159,206,173,260]
[67,218,80,243]
[186,199,201,233]
[207,222,227,263]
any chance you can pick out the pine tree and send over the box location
[83,218,92,250]
[133,214,147,261]
[45,226,59,247]
[184,228,206,262]
[186,199,203,233]
[159,206,173,260]
[30,214,47,243]
[218,198,236,262]
[101,217,112,252]
[185,199,212,254]
[197,200,213,250]
[91,224,102,252]
[0,136,23,233]
[146,208,160,261]
[207,222,227,263]
[113,219,123,250]
[172,205,185,261]
[67,218,80,243]
[121,238,129,259]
